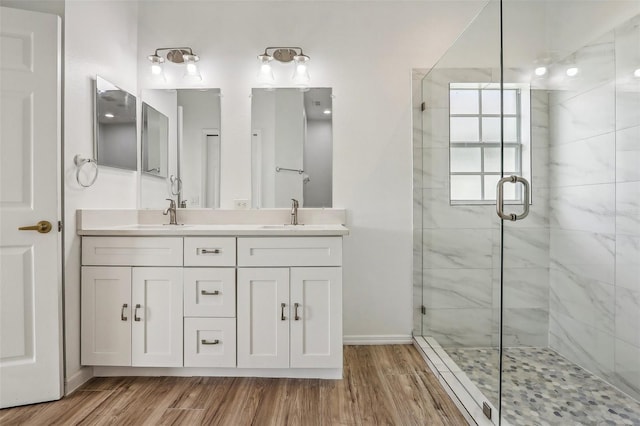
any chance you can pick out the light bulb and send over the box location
[257,55,275,86]
[566,67,579,77]
[182,53,202,82]
[104,113,114,118]
[634,68,640,78]
[292,55,310,87]
[323,109,331,115]
[534,66,547,76]
[151,64,162,75]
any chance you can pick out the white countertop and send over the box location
[78,223,349,237]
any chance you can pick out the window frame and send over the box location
[448,83,531,205]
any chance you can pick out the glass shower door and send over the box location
[499,1,640,424]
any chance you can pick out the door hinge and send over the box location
[421,305,426,315]
[483,402,492,419]
[58,220,63,232]
[420,101,426,111]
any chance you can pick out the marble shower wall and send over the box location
[416,68,551,348]
[548,15,640,401]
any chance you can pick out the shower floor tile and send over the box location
[447,347,640,425]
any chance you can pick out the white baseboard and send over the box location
[65,366,93,395]
[343,334,413,345]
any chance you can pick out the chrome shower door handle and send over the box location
[496,175,530,221]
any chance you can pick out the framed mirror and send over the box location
[251,88,333,208]
[141,102,169,178]
[94,76,137,171]
[139,88,221,208]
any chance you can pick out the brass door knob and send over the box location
[18,221,52,234]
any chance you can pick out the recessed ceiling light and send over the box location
[323,109,331,115]
[566,67,579,77]
[634,68,640,78]
[534,66,547,76]
[104,113,114,118]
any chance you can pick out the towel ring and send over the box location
[170,175,182,196]
[74,155,99,187]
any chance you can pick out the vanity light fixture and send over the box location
[104,113,114,119]
[323,109,332,115]
[257,47,310,88]
[147,47,202,82]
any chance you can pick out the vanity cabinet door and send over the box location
[131,267,183,367]
[290,267,342,369]
[237,268,290,368]
[81,267,132,366]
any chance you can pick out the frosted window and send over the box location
[484,175,518,201]
[450,90,479,114]
[451,175,482,200]
[482,90,500,114]
[451,117,479,141]
[484,147,518,172]
[503,147,518,172]
[484,148,500,172]
[503,90,518,114]
[481,89,517,114]
[504,117,518,142]
[451,148,481,172]
[449,85,527,203]
[482,117,500,142]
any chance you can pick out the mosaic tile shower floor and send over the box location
[447,347,640,426]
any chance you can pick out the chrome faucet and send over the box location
[163,198,178,225]
[290,198,299,225]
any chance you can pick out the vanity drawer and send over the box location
[82,237,183,266]
[237,237,342,267]
[184,268,236,317]
[184,318,236,368]
[184,237,236,267]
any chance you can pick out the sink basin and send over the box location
[119,224,192,230]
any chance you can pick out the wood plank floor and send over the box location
[0,345,467,426]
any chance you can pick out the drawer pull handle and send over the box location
[134,304,141,322]
[121,303,128,321]
[281,302,286,321]
[198,248,221,255]
[201,339,220,345]
[294,302,300,321]
[201,290,221,296]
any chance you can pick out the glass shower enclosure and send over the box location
[413,1,640,424]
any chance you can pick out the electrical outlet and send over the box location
[234,199,249,209]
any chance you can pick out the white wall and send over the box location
[138,1,486,341]
[64,0,138,392]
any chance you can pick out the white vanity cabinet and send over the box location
[79,231,345,377]
[183,237,237,368]
[81,237,184,367]
[237,237,343,370]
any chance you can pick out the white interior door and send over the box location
[0,7,62,408]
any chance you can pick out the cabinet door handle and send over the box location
[198,248,221,255]
[201,290,220,296]
[201,339,220,345]
[294,302,300,321]
[134,304,141,322]
[121,303,128,321]
[281,302,286,321]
